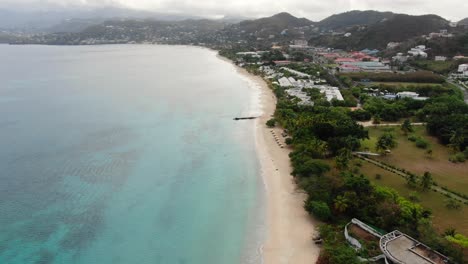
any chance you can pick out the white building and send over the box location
[293,39,308,46]
[313,85,344,101]
[408,45,428,58]
[393,52,409,63]
[458,64,468,73]
[387,42,400,49]
[278,77,293,87]
[435,56,447,61]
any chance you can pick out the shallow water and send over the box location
[0,44,263,264]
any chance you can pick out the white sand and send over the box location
[232,63,321,263]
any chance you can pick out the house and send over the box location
[435,56,447,61]
[393,53,409,63]
[339,64,361,73]
[458,64,468,73]
[387,42,400,49]
[408,45,428,58]
[273,60,292,66]
[335,57,358,64]
[293,39,308,46]
[454,55,468,60]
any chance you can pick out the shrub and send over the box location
[285,137,293,145]
[449,153,466,163]
[415,138,429,149]
[305,200,331,221]
[445,199,461,210]
[375,174,382,180]
[408,134,418,142]
[266,118,276,127]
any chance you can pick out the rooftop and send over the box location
[380,231,449,264]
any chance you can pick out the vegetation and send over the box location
[270,78,464,262]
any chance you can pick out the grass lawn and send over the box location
[361,126,468,196]
[357,161,468,235]
[370,82,442,87]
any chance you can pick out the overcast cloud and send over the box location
[0,0,466,21]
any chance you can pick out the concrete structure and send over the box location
[380,231,449,264]
[344,219,450,264]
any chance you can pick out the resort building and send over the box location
[313,85,344,101]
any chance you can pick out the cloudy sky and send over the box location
[0,0,466,21]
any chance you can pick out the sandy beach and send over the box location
[232,63,321,263]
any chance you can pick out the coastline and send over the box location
[219,55,321,263]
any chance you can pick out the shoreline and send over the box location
[220,55,321,263]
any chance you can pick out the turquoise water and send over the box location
[0,45,263,264]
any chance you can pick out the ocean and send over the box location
[0,44,264,264]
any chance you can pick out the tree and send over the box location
[373,115,381,124]
[305,200,331,221]
[426,148,433,158]
[333,195,349,213]
[406,174,417,188]
[420,171,433,191]
[335,148,352,170]
[449,129,465,152]
[401,119,414,135]
[375,133,397,154]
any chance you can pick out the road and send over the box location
[355,154,468,204]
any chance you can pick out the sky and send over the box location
[0,0,467,21]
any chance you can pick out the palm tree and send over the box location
[400,119,414,135]
[334,195,349,213]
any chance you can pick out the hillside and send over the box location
[236,12,313,34]
[310,14,449,50]
[459,17,468,26]
[316,10,395,31]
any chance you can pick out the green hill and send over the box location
[317,10,395,31]
[310,14,449,50]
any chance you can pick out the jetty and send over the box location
[233,117,257,121]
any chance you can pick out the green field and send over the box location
[361,126,468,195]
[357,161,468,235]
